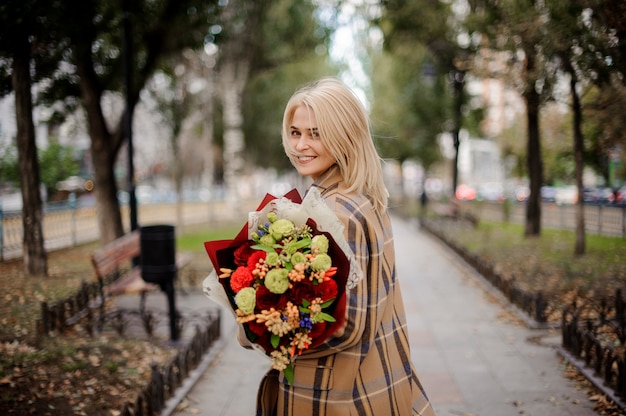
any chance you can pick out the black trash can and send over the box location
[140,224,179,341]
[140,225,177,287]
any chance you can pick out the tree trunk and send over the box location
[76,60,125,244]
[90,134,125,244]
[524,53,543,237]
[570,72,586,256]
[219,59,249,199]
[12,35,48,276]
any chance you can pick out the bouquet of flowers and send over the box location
[203,189,361,384]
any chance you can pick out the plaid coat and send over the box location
[256,166,435,416]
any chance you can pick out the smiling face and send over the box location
[288,105,336,180]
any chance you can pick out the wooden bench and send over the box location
[90,230,193,323]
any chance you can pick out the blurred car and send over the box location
[612,186,626,205]
[582,187,598,203]
[582,187,614,204]
[514,186,530,202]
[455,184,476,201]
[555,186,578,205]
[541,186,556,202]
[476,183,504,202]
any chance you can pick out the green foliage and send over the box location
[39,143,80,194]
[0,141,78,194]
[370,54,449,170]
[372,0,461,171]
[241,0,339,172]
[0,142,19,185]
[243,59,340,172]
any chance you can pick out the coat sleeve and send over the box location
[302,194,393,358]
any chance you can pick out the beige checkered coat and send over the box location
[255,166,435,416]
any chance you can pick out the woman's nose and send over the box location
[295,136,310,150]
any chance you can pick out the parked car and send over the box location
[582,187,614,204]
[555,186,578,205]
[541,186,556,202]
[612,186,626,205]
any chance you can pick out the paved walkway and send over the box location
[155,215,598,416]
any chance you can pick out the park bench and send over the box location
[39,229,193,334]
[93,228,192,300]
[51,230,192,332]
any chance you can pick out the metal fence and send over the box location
[0,199,257,261]
[458,200,626,238]
[120,311,221,416]
[561,288,626,406]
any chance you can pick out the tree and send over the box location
[213,0,267,198]
[375,0,459,193]
[0,0,53,276]
[31,0,221,244]
[143,51,215,229]
[540,0,591,255]
[465,0,557,236]
[242,0,337,174]
[580,0,626,187]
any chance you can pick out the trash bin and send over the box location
[139,224,180,341]
[140,224,177,287]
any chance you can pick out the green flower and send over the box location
[269,219,294,241]
[260,234,276,246]
[264,268,290,294]
[291,252,306,265]
[265,252,281,267]
[310,253,332,272]
[267,212,277,223]
[235,287,256,314]
[311,235,329,254]
[283,241,299,256]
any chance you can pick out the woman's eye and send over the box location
[290,130,300,137]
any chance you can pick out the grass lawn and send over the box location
[423,215,626,323]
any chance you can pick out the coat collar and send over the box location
[310,165,343,195]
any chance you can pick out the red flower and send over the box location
[230,266,255,293]
[248,320,267,337]
[309,321,327,340]
[234,242,255,267]
[247,250,266,270]
[315,278,338,302]
[289,279,317,305]
[256,285,287,311]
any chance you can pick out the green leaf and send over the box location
[283,364,294,385]
[250,244,276,254]
[318,312,336,322]
[320,298,335,308]
[271,334,280,349]
[291,238,311,249]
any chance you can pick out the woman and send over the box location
[256,77,435,415]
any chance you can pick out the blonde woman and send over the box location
[255,78,435,416]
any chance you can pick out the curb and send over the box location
[160,325,236,416]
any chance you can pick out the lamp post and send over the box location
[451,68,465,199]
[123,0,138,233]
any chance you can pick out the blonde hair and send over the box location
[282,78,389,212]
